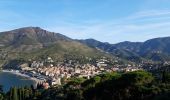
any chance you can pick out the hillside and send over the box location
[0,27,71,51]
[79,37,170,62]
[0,27,113,67]
[1,27,169,66]
[79,39,143,62]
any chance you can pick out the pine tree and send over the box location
[18,88,22,100]
[9,87,13,100]
[21,87,25,100]
[12,87,18,100]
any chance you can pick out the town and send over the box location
[4,56,170,89]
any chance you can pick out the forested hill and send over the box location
[79,37,170,62]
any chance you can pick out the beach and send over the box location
[2,70,44,84]
[0,71,37,92]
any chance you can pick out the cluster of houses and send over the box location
[17,56,142,89]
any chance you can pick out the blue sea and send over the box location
[0,72,36,92]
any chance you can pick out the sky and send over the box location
[0,0,170,43]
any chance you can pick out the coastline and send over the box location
[1,70,43,84]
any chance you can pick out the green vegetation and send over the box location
[0,70,170,100]
[1,86,41,100]
[80,37,170,62]
[36,70,170,100]
[0,27,116,68]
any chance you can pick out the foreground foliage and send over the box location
[0,70,170,100]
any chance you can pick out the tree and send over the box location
[18,88,22,100]
[0,93,4,100]
[0,85,3,93]
[12,87,18,100]
[162,70,170,83]
[81,76,101,89]
[66,89,83,100]
[120,70,154,86]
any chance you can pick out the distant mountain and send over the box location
[78,39,143,62]
[114,41,142,52]
[0,27,71,51]
[78,39,115,51]
[139,37,170,55]
[0,27,113,67]
[1,27,169,67]
[79,37,170,62]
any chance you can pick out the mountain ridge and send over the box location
[0,27,71,50]
[0,27,115,67]
[79,36,170,62]
[1,27,170,67]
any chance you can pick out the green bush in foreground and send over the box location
[1,70,170,100]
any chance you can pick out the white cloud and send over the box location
[127,10,170,19]
[46,9,170,43]
[1,5,170,44]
